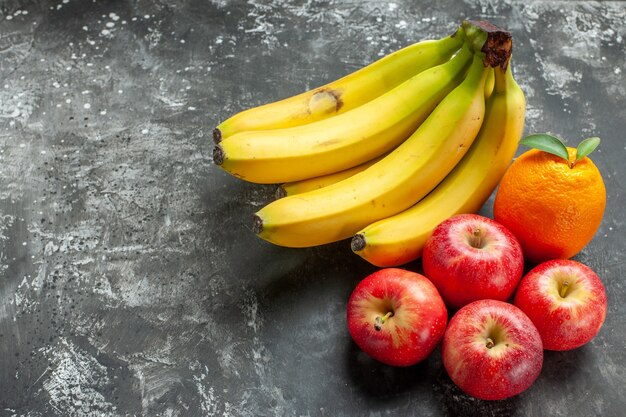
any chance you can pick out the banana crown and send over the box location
[462,20,512,69]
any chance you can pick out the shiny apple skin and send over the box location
[347,268,447,367]
[514,259,607,351]
[442,299,543,400]
[423,214,525,310]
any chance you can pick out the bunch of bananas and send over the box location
[213,20,525,267]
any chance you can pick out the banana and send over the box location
[352,62,525,266]
[276,153,387,198]
[213,30,464,141]
[213,45,473,184]
[252,53,489,247]
[484,67,495,100]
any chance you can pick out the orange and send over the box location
[493,147,606,263]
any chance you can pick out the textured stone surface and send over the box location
[0,0,624,416]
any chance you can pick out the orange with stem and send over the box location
[494,135,606,263]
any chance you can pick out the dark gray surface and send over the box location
[0,0,625,416]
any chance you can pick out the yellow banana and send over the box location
[213,30,464,141]
[276,153,387,198]
[214,45,473,184]
[252,53,489,247]
[352,63,525,266]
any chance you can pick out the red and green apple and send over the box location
[423,214,524,310]
[514,259,607,351]
[442,299,543,400]
[347,268,447,367]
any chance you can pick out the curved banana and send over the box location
[352,63,525,266]
[214,46,473,184]
[213,30,464,141]
[252,53,489,247]
[276,153,387,198]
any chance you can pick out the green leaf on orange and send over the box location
[520,134,570,162]
[575,137,601,162]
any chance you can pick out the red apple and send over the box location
[422,214,524,310]
[513,259,607,351]
[442,299,543,400]
[347,268,447,366]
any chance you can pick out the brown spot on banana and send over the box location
[308,89,343,116]
[315,137,343,148]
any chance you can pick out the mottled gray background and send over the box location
[0,0,624,416]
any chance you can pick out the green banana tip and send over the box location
[213,128,222,143]
[252,214,263,234]
[351,234,366,252]
[451,26,466,41]
[212,144,225,165]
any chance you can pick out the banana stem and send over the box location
[275,185,287,199]
[493,61,514,94]
[461,20,512,69]
[451,25,466,43]
[465,53,490,89]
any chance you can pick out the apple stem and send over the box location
[560,281,570,298]
[485,337,495,349]
[471,228,482,248]
[374,311,394,331]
